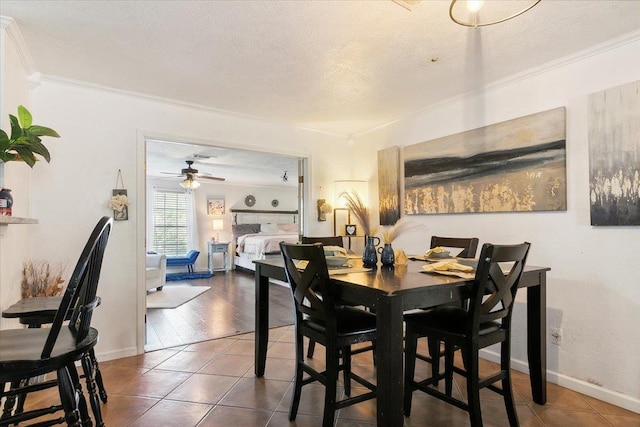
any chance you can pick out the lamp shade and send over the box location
[212,219,224,231]
[334,180,368,208]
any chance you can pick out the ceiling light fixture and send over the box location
[180,174,201,190]
[449,0,540,28]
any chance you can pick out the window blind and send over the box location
[152,190,190,256]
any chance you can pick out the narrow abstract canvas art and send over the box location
[588,81,640,226]
[378,146,401,225]
[404,107,567,215]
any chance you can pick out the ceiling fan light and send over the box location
[180,177,200,189]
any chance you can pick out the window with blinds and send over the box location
[152,190,190,256]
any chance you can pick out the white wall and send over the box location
[354,35,640,411]
[23,78,349,360]
[0,19,35,329]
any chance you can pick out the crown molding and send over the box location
[0,16,36,76]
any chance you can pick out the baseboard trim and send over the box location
[95,346,139,362]
[480,349,640,414]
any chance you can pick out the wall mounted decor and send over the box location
[207,197,225,215]
[108,169,129,221]
[378,146,401,225]
[404,107,567,214]
[588,81,640,226]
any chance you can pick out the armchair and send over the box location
[146,252,167,291]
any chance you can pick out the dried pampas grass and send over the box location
[339,190,377,237]
[382,218,422,244]
[21,259,67,298]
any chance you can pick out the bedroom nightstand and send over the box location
[208,241,230,272]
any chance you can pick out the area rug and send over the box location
[166,271,214,281]
[146,285,211,309]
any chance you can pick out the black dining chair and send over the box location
[300,236,344,358]
[430,236,479,258]
[280,242,377,427]
[301,236,344,247]
[0,216,113,427]
[403,242,530,427]
[420,236,480,383]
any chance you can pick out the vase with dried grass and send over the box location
[380,218,422,266]
[338,190,380,267]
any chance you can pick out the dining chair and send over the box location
[301,236,344,247]
[0,216,113,427]
[431,236,479,258]
[420,235,480,383]
[300,236,344,358]
[403,242,531,427]
[280,242,377,427]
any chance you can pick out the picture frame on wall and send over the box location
[207,198,225,215]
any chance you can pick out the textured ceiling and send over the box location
[3,0,640,136]
[2,1,640,188]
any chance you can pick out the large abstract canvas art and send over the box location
[404,107,567,215]
[588,81,640,226]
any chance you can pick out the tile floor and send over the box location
[22,326,640,426]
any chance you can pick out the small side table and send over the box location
[208,241,230,272]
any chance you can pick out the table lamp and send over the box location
[212,219,224,242]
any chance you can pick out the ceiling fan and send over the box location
[161,160,225,189]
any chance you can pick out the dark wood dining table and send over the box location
[253,257,549,427]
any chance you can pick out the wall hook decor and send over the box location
[107,169,129,221]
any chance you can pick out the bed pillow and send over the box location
[260,223,280,234]
[278,223,298,233]
[232,223,261,239]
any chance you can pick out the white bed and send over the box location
[231,209,299,272]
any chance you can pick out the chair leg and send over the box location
[444,343,455,397]
[68,363,92,427]
[403,330,418,417]
[343,347,352,397]
[82,351,105,427]
[306,340,316,358]
[1,380,21,419]
[428,337,441,386]
[501,341,519,427]
[289,332,305,421]
[464,347,483,427]
[323,343,339,427]
[57,367,82,427]
[89,348,108,404]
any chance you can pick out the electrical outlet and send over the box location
[550,328,563,346]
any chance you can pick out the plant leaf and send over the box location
[25,139,51,162]
[9,114,22,140]
[0,152,17,162]
[29,125,60,138]
[17,105,33,128]
[13,146,37,167]
[22,129,43,145]
[0,130,9,151]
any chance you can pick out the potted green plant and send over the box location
[0,105,59,167]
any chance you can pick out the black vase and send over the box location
[380,243,395,267]
[0,188,13,216]
[362,236,379,267]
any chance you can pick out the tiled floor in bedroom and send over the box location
[25,325,640,426]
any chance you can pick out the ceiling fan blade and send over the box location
[199,175,225,182]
